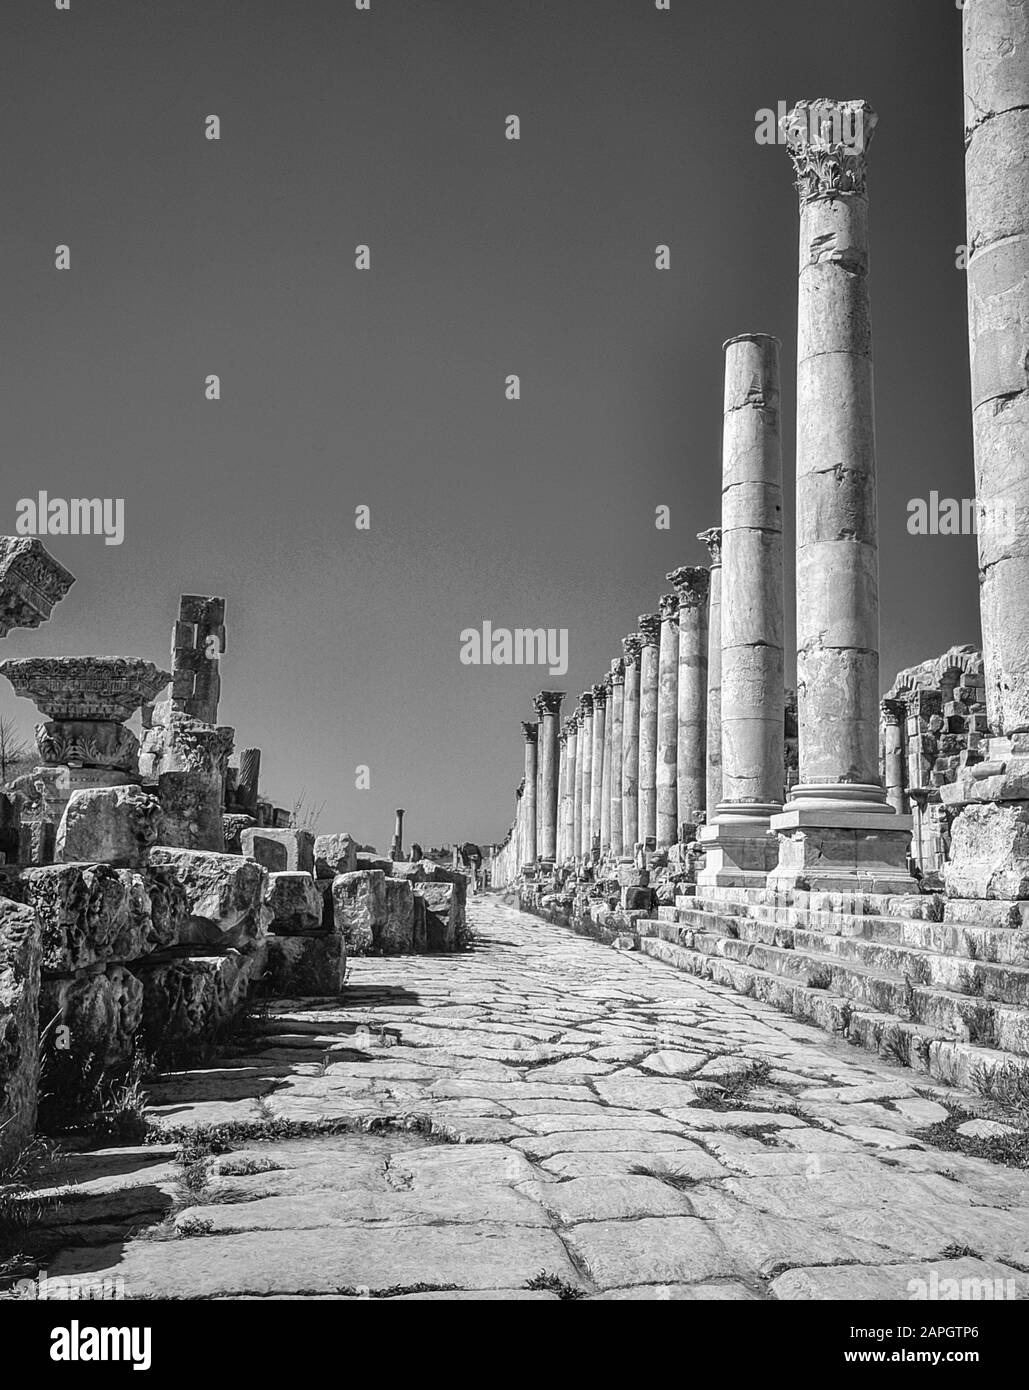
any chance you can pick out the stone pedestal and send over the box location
[698,529,723,825]
[699,335,786,887]
[520,722,538,868]
[621,634,643,852]
[668,566,709,839]
[637,615,661,846]
[656,594,679,849]
[609,660,625,858]
[156,716,234,853]
[768,100,915,894]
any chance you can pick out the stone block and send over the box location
[0,899,41,1165]
[945,802,1029,900]
[382,878,415,954]
[263,934,345,997]
[137,951,263,1049]
[313,833,358,879]
[265,872,323,935]
[356,852,393,873]
[241,827,314,875]
[622,885,654,911]
[39,965,143,1070]
[56,785,164,868]
[222,814,256,855]
[147,847,268,950]
[412,894,427,952]
[413,881,459,951]
[332,870,387,955]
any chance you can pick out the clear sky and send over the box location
[0,0,977,850]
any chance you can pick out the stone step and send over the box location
[636,932,1029,1091]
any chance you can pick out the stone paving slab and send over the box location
[13,896,1029,1301]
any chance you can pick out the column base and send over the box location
[767,804,917,895]
[696,808,780,888]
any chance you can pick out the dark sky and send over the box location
[1,0,976,849]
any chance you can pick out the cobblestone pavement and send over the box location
[29,897,1029,1300]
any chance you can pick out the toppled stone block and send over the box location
[412,894,427,952]
[616,865,650,889]
[265,872,323,934]
[945,803,1029,900]
[382,877,415,954]
[412,876,468,951]
[39,965,143,1070]
[356,852,393,873]
[0,899,41,1165]
[622,885,655,912]
[263,934,344,997]
[137,951,262,1048]
[147,847,268,950]
[313,833,358,879]
[56,785,164,868]
[222,814,256,855]
[241,827,314,875]
[332,870,387,955]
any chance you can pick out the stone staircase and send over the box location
[638,887,1029,1089]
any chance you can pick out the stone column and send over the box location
[560,716,578,865]
[699,334,786,888]
[668,566,709,839]
[942,2,1029,903]
[621,634,643,854]
[609,659,625,858]
[391,809,405,860]
[600,673,615,856]
[637,614,661,847]
[520,722,538,868]
[576,693,593,860]
[237,747,261,814]
[656,593,680,849]
[534,691,564,863]
[698,529,723,826]
[589,683,607,860]
[768,99,914,893]
[171,595,226,724]
[881,699,906,815]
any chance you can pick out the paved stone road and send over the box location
[31,897,1029,1299]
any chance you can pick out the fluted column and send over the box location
[698,529,722,826]
[520,722,538,868]
[700,334,786,887]
[576,692,593,860]
[637,614,661,847]
[668,566,709,838]
[609,659,625,858]
[534,690,565,863]
[621,634,643,853]
[769,100,914,893]
[656,593,680,849]
[589,683,607,860]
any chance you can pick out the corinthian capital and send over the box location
[638,614,661,647]
[562,715,578,738]
[697,527,722,566]
[658,592,679,621]
[783,99,878,201]
[622,632,645,665]
[521,720,539,744]
[534,690,566,718]
[667,565,711,610]
[609,657,625,686]
[577,691,593,719]
[591,682,608,708]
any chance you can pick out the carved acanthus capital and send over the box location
[1,656,170,722]
[622,633,645,665]
[609,657,625,686]
[35,720,140,772]
[783,99,877,201]
[161,715,234,777]
[658,592,679,621]
[577,692,594,719]
[637,614,661,647]
[0,537,75,639]
[521,721,539,744]
[697,528,723,566]
[667,565,711,610]
[880,698,905,727]
[591,682,607,708]
[534,690,565,718]
[562,716,578,738]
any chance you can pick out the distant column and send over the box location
[520,722,538,868]
[881,699,906,815]
[698,528,723,825]
[637,614,661,846]
[668,566,709,838]
[577,693,594,859]
[589,683,607,860]
[560,716,578,864]
[620,634,644,854]
[534,690,565,863]
[609,659,625,858]
[656,592,680,849]
[391,809,405,860]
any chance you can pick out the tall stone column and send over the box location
[520,722,538,869]
[513,780,525,882]
[621,634,643,853]
[534,690,564,863]
[577,693,593,860]
[698,529,723,826]
[556,724,569,863]
[600,673,614,855]
[943,1,1029,903]
[609,659,625,858]
[700,334,786,887]
[637,614,661,847]
[656,593,680,849]
[668,566,709,838]
[560,716,578,865]
[881,699,906,815]
[769,100,914,893]
[589,683,607,860]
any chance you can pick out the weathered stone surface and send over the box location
[263,934,344,997]
[147,847,267,950]
[242,828,314,875]
[222,813,256,855]
[55,785,163,868]
[157,771,224,854]
[0,898,41,1164]
[137,951,263,1047]
[945,802,1029,899]
[332,871,387,955]
[0,536,74,639]
[0,655,168,721]
[382,877,415,954]
[39,966,143,1069]
[313,833,358,879]
[265,872,323,935]
[24,862,186,971]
